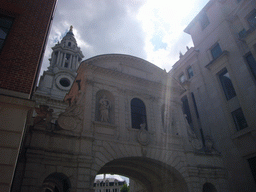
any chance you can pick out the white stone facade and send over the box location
[18,54,229,192]
[170,0,256,191]
[93,176,126,192]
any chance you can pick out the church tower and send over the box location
[34,26,84,120]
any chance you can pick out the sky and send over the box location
[40,0,209,77]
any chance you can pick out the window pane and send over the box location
[0,16,13,28]
[0,15,14,51]
[219,69,236,100]
[181,95,193,125]
[187,67,194,78]
[238,28,247,38]
[211,43,222,59]
[247,11,256,28]
[231,108,248,131]
[191,92,199,118]
[0,39,4,50]
[179,74,185,83]
[0,28,7,39]
[245,53,256,79]
[131,98,147,130]
[200,12,210,30]
[248,156,256,183]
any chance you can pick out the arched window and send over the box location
[131,98,147,130]
[68,42,71,46]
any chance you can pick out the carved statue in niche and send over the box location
[99,95,111,123]
[184,114,203,150]
[204,135,218,153]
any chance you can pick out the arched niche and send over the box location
[42,172,71,192]
[202,182,217,192]
[95,90,115,124]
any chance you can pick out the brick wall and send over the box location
[0,0,57,97]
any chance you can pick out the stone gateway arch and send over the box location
[17,54,229,192]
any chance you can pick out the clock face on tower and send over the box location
[56,74,73,91]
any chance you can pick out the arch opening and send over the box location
[95,157,188,192]
[42,172,71,192]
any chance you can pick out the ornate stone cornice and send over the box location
[81,63,167,88]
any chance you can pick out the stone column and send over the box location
[76,56,79,69]
[59,52,63,67]
[72,55,76,70]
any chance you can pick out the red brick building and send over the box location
[0,0,57,98]
[0,0,57,191]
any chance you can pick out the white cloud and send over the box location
[40,0,209,77]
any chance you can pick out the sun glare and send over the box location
[137,0,207,70]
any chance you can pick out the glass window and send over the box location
[211,43,222,60]
[131,98,147,130]
[219,69,237,100]
[247,10,256,28]
[200,12,210,30]
[231,108,248,131]
[179,74,186,83]
[245,52,256,80]
[191,92,200,119]
[248,156,256,183]
[0,14,14,51]
[181,95,193,126]
[238,28,247,38]
[187,66,194,78]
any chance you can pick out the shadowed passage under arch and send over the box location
[96,157,188,192]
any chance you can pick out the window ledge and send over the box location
[205,50,229,70]
[231,127,256,140]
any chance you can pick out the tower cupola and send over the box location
[36,26,84,99]
[48,26,84,72]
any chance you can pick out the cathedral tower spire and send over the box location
[36,26,84,100]
[48,25,83,72]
